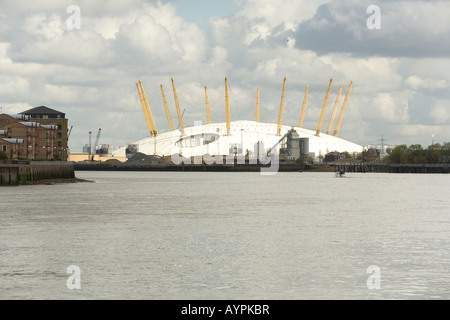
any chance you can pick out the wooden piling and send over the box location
[1,161,75,186]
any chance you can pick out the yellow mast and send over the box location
[139,80,157,136]
[205,86,212,124]
[160,84,174,131]
[298,84,309,128]
[277,76,287,136]
[333,81,353,137]
[315,78,333,136]
[255,86,260,122]
[136,81,154,137]
[171,77,185,135]
[225,77,231,135]
[326,83,343,135]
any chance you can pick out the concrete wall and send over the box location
[0,162,75,185]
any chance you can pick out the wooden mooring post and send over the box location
[0,165,19,186]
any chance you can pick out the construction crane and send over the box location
[67,126,73,139]
[92,128,101,160]
[66,125,73,155]
[88,130,92,158]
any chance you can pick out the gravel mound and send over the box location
[125,152,161,165]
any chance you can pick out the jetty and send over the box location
[328,162,450,174]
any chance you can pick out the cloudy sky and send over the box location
[1,0,449,152]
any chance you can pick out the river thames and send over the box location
[1,171,449,299]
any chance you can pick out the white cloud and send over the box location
[236,0,329,30]
[405,75,447,90]
[375,93,410,124]
[23,14,64,40]
[1,0,450,151]
[12,29,114,67]
[429,100,450,124]
[295,0,450,58]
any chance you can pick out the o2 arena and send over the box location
[112,77,363,162]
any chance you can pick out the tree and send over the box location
[426,143,442,163]
[442,142,450,163]
[386,142,450,164]
[408,144,426,164]
[387,144,408,164]
[342,151,352,159]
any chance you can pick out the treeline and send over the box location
[386,143,450,164]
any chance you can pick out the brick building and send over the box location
[0,106,68,161]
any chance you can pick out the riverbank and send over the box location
[1,161,77,186]
[19,177,93,185]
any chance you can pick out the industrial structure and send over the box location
[112,77,362,161]
[70,127,123,162]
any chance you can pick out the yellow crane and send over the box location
[333,81,353,137]
[136,80,155,137]
[326,83,343,135]
[298,84,309,128]
[225,77,231,135]
[171,77,185,135]
[315,78,333,136]
[204,86,212,124]
[255,86,260,123]
[277,76,287,136]
[160,84,174,131]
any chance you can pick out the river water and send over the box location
[0,171,449,300]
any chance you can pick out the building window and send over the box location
[43,115,49,119]
[57,125,62,130]
[57,132,62,138]
[58,142,62,147]
[2,145,6,152]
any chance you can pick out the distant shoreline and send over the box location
[72,161,450,174]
